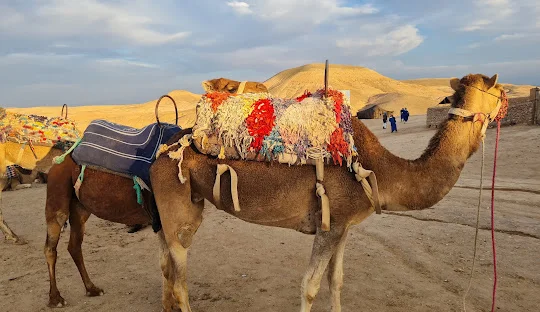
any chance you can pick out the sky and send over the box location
[1,0,539,107]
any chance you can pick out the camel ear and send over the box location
[256,83,268,92]
[202,80,214,92]
[450,78,460,91]
[486,74,498,89]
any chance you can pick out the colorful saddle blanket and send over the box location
[0,110,80,146]
[192,89,357,168]
[71,120,181,186]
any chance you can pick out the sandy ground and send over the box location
[1,116,539,312]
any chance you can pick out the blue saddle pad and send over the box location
[72,119,181,187]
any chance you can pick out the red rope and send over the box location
[490,120,501,312]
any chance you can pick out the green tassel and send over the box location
[54,138,82,164]
[78,165,86,182]
[133,176,143,205]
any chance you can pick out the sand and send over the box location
[1,115,539,312]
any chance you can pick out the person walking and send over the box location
[382,112,388,129]
[400,108,405,122]
[389,114,397,133]
[403,108,410,123]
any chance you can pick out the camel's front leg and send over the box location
[300,226,346,312]
[67,200,104,297]
[44,207,69,307]
[158,231,177,312]
[327,228,350,312]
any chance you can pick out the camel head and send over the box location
[202,78,268,94]
[449,73,505,118]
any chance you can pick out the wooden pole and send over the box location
[324,60,329,98]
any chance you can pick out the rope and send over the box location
[463,138,485,312]
[489,121,501,312]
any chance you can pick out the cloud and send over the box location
[229,0,378,28]
[94,58,160,69]
[460,19,492,32]
[227,1,253,15]
[0,0,191,46]
[494,33,528,41]
[336,25,424,56]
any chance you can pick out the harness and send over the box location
[447,85,508,138]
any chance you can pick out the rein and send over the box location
[456,84,507,312]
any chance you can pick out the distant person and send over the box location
[404,108,410,123]
[382,112,388,129]
[389,114,397,133]
[400,108,405,122]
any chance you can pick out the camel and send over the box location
[43,80,266,308]
[148,73,506,312]
[1,142,65,244]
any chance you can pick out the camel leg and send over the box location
[158,231,177,312]
[44,203,69,307]
[300,227,345,312]
[44,163,72,308]
[67,200,104,297]
[327,228,350,312]
[0,189,26,244]
[158,196,203,312]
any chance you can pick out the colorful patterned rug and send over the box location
[192,89,357,168]
[0,110,80,146]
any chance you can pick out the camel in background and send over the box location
[42,79,267,308]
[148,74,505,312]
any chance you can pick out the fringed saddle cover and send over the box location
[71,120,181,186]
[192,89,357,168]
[0,110,80,146]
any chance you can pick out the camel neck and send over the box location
[353,117,482,210]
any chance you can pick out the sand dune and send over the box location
[264,63,449,113]
[7,90,201,131]
[404,78,535,98]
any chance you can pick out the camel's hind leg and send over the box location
[300,226,347,312]
[327,227,350,312]
[67,199,104,297]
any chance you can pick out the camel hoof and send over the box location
[48,295,67,308]
[4,236,27,245]
[86,286,105,297]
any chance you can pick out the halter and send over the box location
[237,81,247,94]
[448,85,508,137]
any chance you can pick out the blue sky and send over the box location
[1,0,539,107]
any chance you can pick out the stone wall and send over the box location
[426,88,540,128]
[426,105,451,128]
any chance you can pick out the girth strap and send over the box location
[353,162,382,214]
[74,165,87,199]
[213,164,241,212]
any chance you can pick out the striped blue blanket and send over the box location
[72,120,181,187]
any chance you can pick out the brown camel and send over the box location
[148,73,505,312]
[1,143,65,244]
[43,80,266,308]
[202,77,268,94]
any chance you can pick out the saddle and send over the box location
[192,89,357,168]
[71,119,181,187]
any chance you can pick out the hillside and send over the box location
[403,78,536,98]
[7,90,201,131]
[264,63,449,114]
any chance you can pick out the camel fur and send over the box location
[149,73,505,312]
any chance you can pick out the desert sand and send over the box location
[1,115,539,312]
